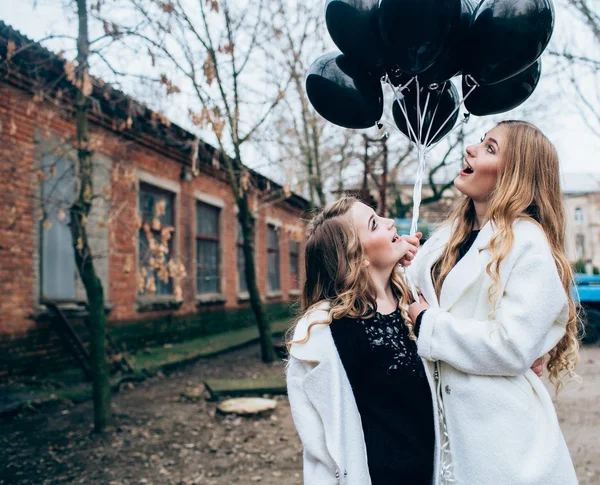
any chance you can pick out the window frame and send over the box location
[138,182,176,296]
[266,223,281,293]
[195,201,221,295]
[289,239,300,291]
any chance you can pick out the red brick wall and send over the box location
[0,79,307,377]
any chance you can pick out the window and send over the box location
[267,224,280,292]
[575,208,584,225]
[40,155,78,301]
[289,239,300,290]
[138,183,175,295]
[237,222,248,293]
[576,234,585,260]
[196,202,220,294]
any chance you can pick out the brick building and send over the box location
[0,23,309,377]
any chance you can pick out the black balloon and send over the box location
[392,81,460,145]
[379,0,462,75]
[325,0,384,70]
[463,59,542,116]
[465,0,554,85]
[306,52,384,129]
[416,0,476,86]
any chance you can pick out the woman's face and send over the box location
[350,202,412,271]
[455,125,506,202]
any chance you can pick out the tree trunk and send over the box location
[237,195,276,363]
[71,0,110,432]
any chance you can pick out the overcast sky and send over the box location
[2,0,599,177]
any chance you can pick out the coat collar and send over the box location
[421,220,495,311]
[288,301,333,363]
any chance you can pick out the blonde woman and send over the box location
[407,120,580,484]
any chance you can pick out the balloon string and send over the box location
[423,81,446,146]
[381,74,480,303]
[392,81,421,147]
[426,77,478,148]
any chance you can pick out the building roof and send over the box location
[0,21,311,211]
[562,173,600,195]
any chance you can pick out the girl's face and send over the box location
[350,202,412,270]
[455,125,506,202]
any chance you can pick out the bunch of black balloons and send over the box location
[306,0,553,145]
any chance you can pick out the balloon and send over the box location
[325,0,384,70]
[463,59,542,116]
[306,52,384,129]
[379,0,462,75]
[416,0,477,86]
[465,0,554,85]
[392,81,460,145]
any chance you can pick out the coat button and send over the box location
[335,470,340,479]
[445,385,451,395]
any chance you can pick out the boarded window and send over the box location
[41,155,77,301]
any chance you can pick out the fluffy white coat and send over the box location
[408,218,578,484]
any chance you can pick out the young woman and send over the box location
[286,197,430,485]
[407,120,580,484]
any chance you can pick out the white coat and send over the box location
[408,218,578,484]
[287,308,443,485]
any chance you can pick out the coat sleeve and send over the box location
[286,357,339,484]
[417,250,569,376]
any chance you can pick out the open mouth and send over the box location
[392,234,399,243]
[462,159,474,175]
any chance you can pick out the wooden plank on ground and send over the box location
[204,377,287,400]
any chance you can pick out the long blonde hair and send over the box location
[431,120,581,391]
[288,197,414,347]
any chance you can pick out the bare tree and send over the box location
[0,0,193,431]
[0,0,112,432]
[549,0,600,137]
[102,0,305,362]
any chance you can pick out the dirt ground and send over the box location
[1,344,598,485]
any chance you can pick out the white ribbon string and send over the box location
[381,75,480,483]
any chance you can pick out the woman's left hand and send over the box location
[399,232,422,267]
[408,295,430,324]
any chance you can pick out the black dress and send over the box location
[330,309,434,485]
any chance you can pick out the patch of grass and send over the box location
[132,319,292,372]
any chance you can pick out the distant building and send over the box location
[562,173,600,272]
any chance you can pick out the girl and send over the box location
[407,120,580,484]
[286,197,430,484]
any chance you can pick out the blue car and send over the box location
[573,274,600,344]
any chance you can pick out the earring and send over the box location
[363,260,370,267]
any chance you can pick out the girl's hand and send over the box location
[408,295,429,323]
[531,357,544,377]
[399,232,422,267]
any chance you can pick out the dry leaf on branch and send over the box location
[203,56,216,86]
[151,217,161,232]
[82,73,93,97]
[207,0,220,13]
[64,61,76,85]
[6,40,16,61]
[160,74,181,95]
[159,1,176,14]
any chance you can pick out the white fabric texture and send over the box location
[410,219,578,485]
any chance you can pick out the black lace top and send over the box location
[329,309,434,485]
